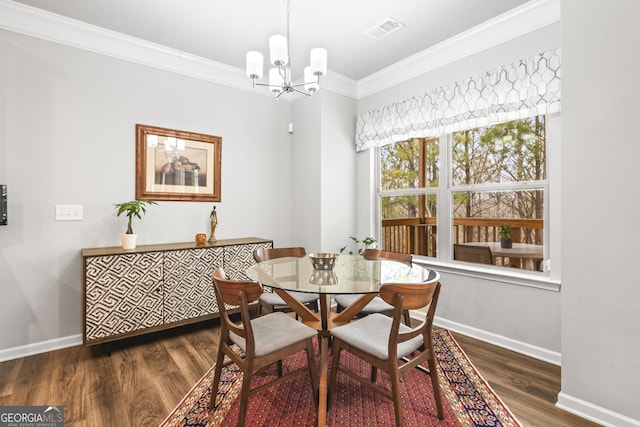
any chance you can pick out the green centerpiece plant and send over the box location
[339,236,377,255]
[339,236,377,281]
[114,199,157,249]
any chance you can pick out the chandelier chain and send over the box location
[285,0,291,67]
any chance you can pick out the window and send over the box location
[379,138,439,257]
[377,116,546,272]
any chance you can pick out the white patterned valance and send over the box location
[355,49,561,152]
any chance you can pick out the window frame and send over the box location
[375,116,560,292]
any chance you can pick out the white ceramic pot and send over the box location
[121,233,138,250]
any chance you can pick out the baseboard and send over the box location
[1,316,559,365]
[557,392,640,427]
[432,316,562,366]
[429,317,639,426]
[0,334,82,363]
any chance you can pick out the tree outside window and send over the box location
[378,116,546,271]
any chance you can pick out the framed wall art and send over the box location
[135,124,222,202]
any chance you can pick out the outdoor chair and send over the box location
[453,244,494,265]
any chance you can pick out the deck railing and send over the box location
[381,217,544,269]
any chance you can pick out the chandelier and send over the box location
[245,0,327,98]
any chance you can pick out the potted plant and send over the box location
[114,199,157,249]
[339,236,377,255]
[498,224,513,249]
[339,236,377,281]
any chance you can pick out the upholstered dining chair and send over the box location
[453,244,494,265]
[329,278,444,426]
[209,268,318,426]
[334,248,412,325]
[253,247,319,317]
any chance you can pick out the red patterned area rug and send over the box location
[160,329,522,427]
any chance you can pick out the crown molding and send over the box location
[322,71,358,100]
[0,0,559,101]
[357,0,561,98]
[0,0,256,93]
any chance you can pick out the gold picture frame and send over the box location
[135,124,221,202]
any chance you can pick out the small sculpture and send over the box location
[208,205,218,243]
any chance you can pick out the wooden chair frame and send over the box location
[329,280,444,426]
[253,246,319,316]
[335,248,412,325]
[210,268,318,426]
[363,248,412,266]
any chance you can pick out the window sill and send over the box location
[413,256,561,292]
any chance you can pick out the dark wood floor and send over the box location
[0,319,600,427]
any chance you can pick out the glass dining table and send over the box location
[246,254,435,427]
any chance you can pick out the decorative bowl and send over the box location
[309,270,338,285]
[308,252,338,271]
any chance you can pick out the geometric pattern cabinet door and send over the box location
[223,241,273,280]
[84,252,164,341]
[82,238,272,345]
[163,246,224,324]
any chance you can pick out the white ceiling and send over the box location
[11,0,532,82]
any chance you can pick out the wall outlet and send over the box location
[55,204,83,221]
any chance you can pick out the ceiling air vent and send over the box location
[364,17,405,40]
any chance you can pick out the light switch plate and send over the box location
[56,204,83,221]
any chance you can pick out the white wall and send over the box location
[291,91,357,254]
[558,0,640,424]
[319,91,357,253]
[0,30,294,351]
[291,94,322,251]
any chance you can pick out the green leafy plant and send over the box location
[114,200,157,234]
[339,236,377,255]
[498,224,512,240]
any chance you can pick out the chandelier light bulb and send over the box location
[246,51,264,79]
[304,67,318,93]
[269,68,284,94]
[310,48,327,77]
[269,35,288,66]
[147,134,158,148]
[165,137,177,151]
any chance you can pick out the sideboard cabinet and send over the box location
[81,237,272,345]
